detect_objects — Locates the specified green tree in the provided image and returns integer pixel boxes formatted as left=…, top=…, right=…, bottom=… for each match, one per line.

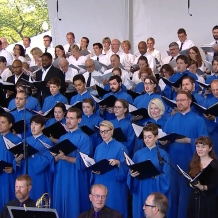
left=0, top=0, right=49, bottom=44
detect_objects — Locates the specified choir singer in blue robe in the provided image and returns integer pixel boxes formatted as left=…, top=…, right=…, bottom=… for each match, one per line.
left=0, top=112, right=22, bottom=211
left=92, top=121, right=129, bottom=218
left=127, top=123, right=171, bottom=218
left=52, top=107, right=93, bottom=218
left=161, top=90, right=208, bottom=218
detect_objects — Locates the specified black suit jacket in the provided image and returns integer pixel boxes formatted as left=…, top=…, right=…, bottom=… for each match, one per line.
left=6, top=73, right=29, bottom=85
left=35, top=65, right=65, bottom=103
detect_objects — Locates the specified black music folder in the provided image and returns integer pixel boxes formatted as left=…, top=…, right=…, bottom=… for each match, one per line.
left=113, top=127, right=127, bottom=142
left=158, top=133, right=186, bottom=143
left=193, top=102, right=218, bottom=117
left=96, top=85, right=110, bottom=98
left=92, top=95, right=117, bottom=108
left=0, top=160, right=12, bottom=174
left=80, top=125, right=95, bottom=136
left=43, top=122, right=67, bottom=139
left=196, top=80, right=210, bottom=89
left=123, top=151, right=160, bottom=180
left=130, top=108, right=149, bottom=120
left=21, top=78, right=47, bottom=89
left=79, top=152, right=116, bottom=175
left=127, top=90, right=142, bottom=99
left=162, top=96, right=177, bottom=108
left=12, top=120, right=26, bottom=134
left=49, top=139, right=77, bottom=155
left=161, top=73, right=188, bottom=88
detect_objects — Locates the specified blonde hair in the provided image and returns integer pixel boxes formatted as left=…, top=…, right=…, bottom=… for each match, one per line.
left=148, top=98, right=165, bottom=117
left=30, top=47, right=43, bottom=56
left=100, top=120, right=114, bottom=130
left=121, top=40, right=131, bottom=50
left=102, top=37, right=111, bottom=44
left=71, top=44, right=80, bottom=52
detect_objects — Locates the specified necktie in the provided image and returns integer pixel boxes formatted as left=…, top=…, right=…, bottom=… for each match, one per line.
left=68, top=45, right=71, bottom=52
left=214, top=41, right=218, bottom=58
left=87, top=73, right=92, bottom=87
left=94, top=212, right=99, bottom=218
left=97, top=57, right=99, bottom=61
left=45, top=48, right=48, bottom=53
left=169, top=57, right=174, bottom=62
left=179, top=43, right=184, bottom=51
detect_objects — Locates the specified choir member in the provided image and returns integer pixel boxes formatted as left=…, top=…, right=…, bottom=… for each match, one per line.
left=54, top=45, right=66, bottom=60
left=92, top=120, right=128, bottom=218
left=68, top=44, right=87, bottom=66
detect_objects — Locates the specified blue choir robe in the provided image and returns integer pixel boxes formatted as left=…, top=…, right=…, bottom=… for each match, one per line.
left=45, top=117, right=66, bottom=127
left=8, top=96, right=41, bottom=111
left=133, top=92, right=170, bottom=125
left=169, top=70, right=199, bottom=99
left=92, top=139, right=129, bottom=218
left=16, top=134, right=54, bottom=201
left=202, top=74, right=218, bottom=98
left=102, top=90, right=133, bottom=120
left=10, top=109, right=33, bottom=138
left=163, top=110, right=208, bottom=218
left=203, top=96, right=218, bottom=156
left=191, top=91, right=205, bottom=114
left=104, top=83, right=127, bottom=92
left=127, top=146, right=171, bottom=218
left=0, top=133, right=22, bottom=211
left=79, top=113, right=103, bottom=149
left=110, top=117, right=135, bottom=156
left=70, top=90, right=94, bottom=105
left=162, top=83, right=173, bottom=99
left=53, top=129, right=93, bottom=218
left=42, top=92, right=68, bottom=113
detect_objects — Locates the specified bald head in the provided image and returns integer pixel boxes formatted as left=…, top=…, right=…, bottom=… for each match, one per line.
left=85, top=59, right=95, bottom=73
left=111, top=39, right=121, bottom=53
left=211, top=79, right=218, bottom=98
left=59, top=58, right=69, bottom=73
left=138, top=41, right=147, bottom=55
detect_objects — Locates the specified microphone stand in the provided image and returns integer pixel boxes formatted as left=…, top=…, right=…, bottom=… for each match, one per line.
left=159, top=154, right=202, bottom=218
left=22, top=86, right=29, bottom=174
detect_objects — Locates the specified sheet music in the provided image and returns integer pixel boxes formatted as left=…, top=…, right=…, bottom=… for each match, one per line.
left=123, top=151, right=135, bottom=165
left=79, top=151, right=95, bottom=167
left=3, top=136, right=17, bottom=149
left=37, top=138, right=51, bottom=149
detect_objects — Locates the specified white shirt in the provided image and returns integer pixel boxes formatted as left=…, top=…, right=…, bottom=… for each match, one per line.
left=42, top=65, right=52, bottom=80
left=83, top=70, right=104, bottom=87
left=162, top=54, right=179, bottom=65
left=147, top=49, right=162, bottom=64
left=29, top=59, right=37, bottom=67
left=91, top=54, right=108, bottom=72
left=14, top=73, right=24, bottom=84
left=13, top=55, right=27, bottom=63
left=63, top=42, right=80, bottom=53
left=206, top=41, right=216, bottom=63
left=132, top=70, right=141, bottom=84
left=102, top=48, right=111, bottom=55
left=104, top=68, right=131, bottom=89
left=0, top=49, right=13, bottom=65
left=44, top=46, right=55, bottom=57
left=24, top=46, right=33, bottom=60
left=106, top=50, right=129, bottom=69
left=68, top=55, right=87, bottom=66
left=64, top=67, right=78, bottom=81
left=125, top=53, right=135, bottom=75
left=134, top=52, right=156, bottom=73
left=0, top=68, right=12, bottom=81
left=177, top=39, right=195, bottom=51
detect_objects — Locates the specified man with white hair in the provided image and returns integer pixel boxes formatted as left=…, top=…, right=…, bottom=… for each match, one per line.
left=0, top=39, right=13, bottom=65
left=59, top=58, right=78, bottom=92
left=106, top=39, right=129, bottom=69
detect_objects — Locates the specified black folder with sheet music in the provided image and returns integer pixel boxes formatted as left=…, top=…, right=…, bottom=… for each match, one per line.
left=43, top=122, right=67, bottom=139
left=113, top=127, right=127, bottom=142
left=130, top=108, right=149, bottom=120
left=8, top=142, right=39, bottom=157
left=127, top=90, right=142, bottom=99
left=80, top=125, right=95, bottom=136
left=161, top=73, right=188, bottom=88
left=162, top=96, right=177, bottom=108
left=193, top=102, right=218, bottom=117
left=158, top=133, right=186, bottom=143
left=96, top=85, right=110, bottom=98
left=0, top=160, right=12, bottom=174
left=49, top=139, right=77, bottom=155
left=21, top=78, right=47, bottom=89
left=89, top=159, right=117, bottom=174
left=12, top=120, right=26, bottom=134
left=97, top=95, right=117, bottom=108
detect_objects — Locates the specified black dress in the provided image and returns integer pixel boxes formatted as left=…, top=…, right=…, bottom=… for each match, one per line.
left=187, top=159, right=218, bottom=218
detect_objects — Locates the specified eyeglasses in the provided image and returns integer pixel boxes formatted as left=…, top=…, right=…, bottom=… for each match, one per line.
left=86, top=65, right=94, bottom=68
left=176, top=99, right=189, bottom=103
left=144, top=82, right=154, bottom=85
left=144, top=203, right=157, bottom=208
left=91, top=194, right=107, bottom=200
left=114, top=106, right=124, bottom=110
left=99, top=129, right=111, bottom=135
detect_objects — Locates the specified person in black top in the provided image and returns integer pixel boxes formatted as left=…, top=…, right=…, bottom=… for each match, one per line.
left=0, top=174, right=35, bottom=218
left=187, top=136, right=218, bottom=218
left=78, top=184, right=123, bottom=218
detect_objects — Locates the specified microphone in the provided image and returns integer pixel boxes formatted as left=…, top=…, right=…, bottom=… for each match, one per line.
left=57, top=0, right=62, bottom=21
left=156, top=145, right=163, bottom=166
left=21, top=84, right=31, bottom=88
left=188, top=0, right=192, bottom=16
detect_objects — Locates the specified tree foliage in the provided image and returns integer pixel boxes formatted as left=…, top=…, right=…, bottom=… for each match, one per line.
left=0, top=0, right=49, bottom=43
